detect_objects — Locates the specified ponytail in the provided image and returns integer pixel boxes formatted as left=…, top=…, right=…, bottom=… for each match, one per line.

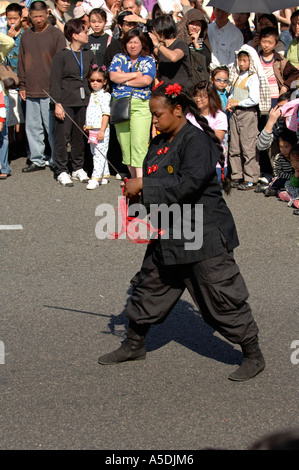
left=151, top=83, right=231, bottom=194
left=185, top=98, right=231, bottom=195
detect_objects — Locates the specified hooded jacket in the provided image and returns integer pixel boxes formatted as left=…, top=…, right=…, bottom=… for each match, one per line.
left=177, top=9, right=211, bottom=84
left=230, top=44, right=271, bottom=114
left=177, top=9, right=211, bottom=50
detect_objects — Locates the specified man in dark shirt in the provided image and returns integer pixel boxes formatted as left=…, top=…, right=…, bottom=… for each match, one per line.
left=18, top=1, right=66, bottom=172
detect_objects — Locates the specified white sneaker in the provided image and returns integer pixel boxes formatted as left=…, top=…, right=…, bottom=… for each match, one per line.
left=86, top=179, right=99, bottom=190
left=57, top=172, right=74, bottom=187
left=101, top=178, right=109, bottom=185
left=71, top=169, right=89, bottom=183
left=115, top=173, right=122, bottom=180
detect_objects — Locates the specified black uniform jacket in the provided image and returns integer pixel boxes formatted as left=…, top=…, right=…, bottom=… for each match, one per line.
left=140, top=122, right=239, bottom=265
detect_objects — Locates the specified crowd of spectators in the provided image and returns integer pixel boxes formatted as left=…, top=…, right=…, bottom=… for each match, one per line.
left=0, top=0, right=299, bottom=214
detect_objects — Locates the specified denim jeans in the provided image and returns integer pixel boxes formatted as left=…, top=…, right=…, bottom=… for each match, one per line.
left=25, top=97, right=54, bottom=167
left=0, top=94, right=11, bottom=175
left=280, top=30, right=293, bottom=56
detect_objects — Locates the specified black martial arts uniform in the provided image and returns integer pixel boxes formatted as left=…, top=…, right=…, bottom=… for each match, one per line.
left=125, top=121, right=259, bottom=346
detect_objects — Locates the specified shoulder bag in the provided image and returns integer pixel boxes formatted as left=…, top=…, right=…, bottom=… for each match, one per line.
left=0, top=59, right=19, bottom=90
left=110, top=95, right=132, bottom=125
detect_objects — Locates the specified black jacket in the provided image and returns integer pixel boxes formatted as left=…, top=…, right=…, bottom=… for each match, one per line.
left=141, top=122, right=239, bottom=265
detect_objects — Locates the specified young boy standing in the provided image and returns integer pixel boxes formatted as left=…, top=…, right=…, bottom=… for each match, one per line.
left=226, top=46, right=260, bottom=190
left=18, top=0, right=66, bottom=172
left=259, top=26, right=299, bottom=108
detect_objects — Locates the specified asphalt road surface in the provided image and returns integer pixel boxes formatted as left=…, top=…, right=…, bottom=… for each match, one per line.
left=1, top=156, right=298, bottom=451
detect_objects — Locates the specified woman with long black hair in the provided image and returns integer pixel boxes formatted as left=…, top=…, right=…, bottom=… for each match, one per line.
left=98, top=83, right=265, bottom=382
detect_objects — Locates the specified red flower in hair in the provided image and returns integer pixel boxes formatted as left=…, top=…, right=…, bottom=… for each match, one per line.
left=152, top=80, right=164, bottom=91
left=165, top=83, right=183, bottom=98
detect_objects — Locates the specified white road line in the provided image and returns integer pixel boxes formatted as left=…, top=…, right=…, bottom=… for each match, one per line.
left=0, top=225, right=23, bottom=230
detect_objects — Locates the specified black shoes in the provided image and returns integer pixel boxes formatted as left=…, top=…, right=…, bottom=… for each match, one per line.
left=98, top=340, right=146, bottom=365
left=22, top=163, right=45, bottom=173
left=254, top=183, right=268, bottom=193
left=228, top=338, right=265, bottom=382
left=230, top=178, right=243, bottom=188
left=237, top=181, right=256, bottom=191
left=98, top=321, right=150, bottom=365
left=264, top=188, right=277, bottom=197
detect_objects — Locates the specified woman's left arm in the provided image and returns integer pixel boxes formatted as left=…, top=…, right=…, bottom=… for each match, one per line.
left=156, top=44, right=184, bottom=63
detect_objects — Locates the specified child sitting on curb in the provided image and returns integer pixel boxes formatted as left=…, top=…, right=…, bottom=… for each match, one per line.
left=255, top=129, right=296, bottom=196
left=278, top=143, right=299, bottom=213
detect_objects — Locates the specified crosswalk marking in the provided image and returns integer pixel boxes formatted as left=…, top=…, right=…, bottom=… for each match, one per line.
left=0, top=225, right=23, bottom=230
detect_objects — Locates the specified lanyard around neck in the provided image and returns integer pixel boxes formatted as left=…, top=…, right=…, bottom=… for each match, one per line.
left=70, top=46, right=83, bottom=80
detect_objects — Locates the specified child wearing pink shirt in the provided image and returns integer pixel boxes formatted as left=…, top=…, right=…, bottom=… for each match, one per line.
left=188, top=80, right=228, bottom=185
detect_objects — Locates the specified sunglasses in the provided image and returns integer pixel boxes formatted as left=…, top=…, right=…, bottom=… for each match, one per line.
left=90, top=78, right=104, bottom=82
left=215, top=78, right=229, bottom=84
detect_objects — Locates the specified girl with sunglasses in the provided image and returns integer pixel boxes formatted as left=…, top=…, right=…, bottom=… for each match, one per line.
left=211, top=65, right=230, bottom=114
left=84, top=65, right=111, bottom=189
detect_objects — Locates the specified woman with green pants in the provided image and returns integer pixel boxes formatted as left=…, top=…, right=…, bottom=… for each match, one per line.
left=109, top=28, right=156, bottom=178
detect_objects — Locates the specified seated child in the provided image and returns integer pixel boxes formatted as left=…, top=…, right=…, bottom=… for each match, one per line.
left=278, top=143, right=299, bottom=210
left=255, top=129, right=297, bottom=196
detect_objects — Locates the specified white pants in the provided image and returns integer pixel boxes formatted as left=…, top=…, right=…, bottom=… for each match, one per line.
left=90, top=127, right=110, bottom=179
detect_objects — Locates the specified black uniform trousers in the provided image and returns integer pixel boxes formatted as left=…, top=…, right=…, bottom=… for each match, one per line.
left=54, top=106, right=86, bottom=175
left=126, top=241, right=259, bottom=346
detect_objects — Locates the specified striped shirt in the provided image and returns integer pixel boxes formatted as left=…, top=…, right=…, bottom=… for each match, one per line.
left=273, top=152, right=294, bottom=179
left=260, top=55, right=280, bottom=99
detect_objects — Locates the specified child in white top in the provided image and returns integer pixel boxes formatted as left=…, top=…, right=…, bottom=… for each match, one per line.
left=226, top=46, right=260, bottom=190
left=85, top=64, right=111, bottom=189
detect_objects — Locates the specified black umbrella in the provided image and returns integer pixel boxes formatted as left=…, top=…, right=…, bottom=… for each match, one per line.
left=207, top=0, right=298, bottom=14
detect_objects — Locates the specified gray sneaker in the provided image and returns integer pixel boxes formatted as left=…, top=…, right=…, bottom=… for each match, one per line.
left=71, top=169, right=89, bottom=183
